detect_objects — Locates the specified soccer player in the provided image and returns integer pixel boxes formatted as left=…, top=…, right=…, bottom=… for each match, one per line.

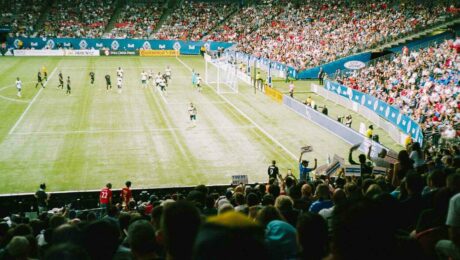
left=159, top=77, right=167, bottom=95
left=35, top=71, right=44, bottom=88
left=117, top=76, right=123, bottom=94
left=148, top=70, right=154, bottom=86
left=165, top=66, right=172, bottom=80
left=141, top=71, right=148, bottom=88
left=89, top=71, right=95, bottom=85
left=117, top=67, right=124, bottom=78
left=155, top=72, right=162, bottom=88
left=66, top=76, right=71, bottom=95
left=188, top=103, right=197, bottom=127
left=42, top=65, right=48, bottom=81
left=16, top=77, right=22, bottom=98
left=121, top=181, right=132, bottom=210
left=267, top=160, right=280, bottom=181
left=99, top=183, right=113, bottom=213
left=192, top=69, right=197, bottom=88
left=162, top=73, right=169, bottom=87
left=35, top=183, right=50, bottom=215
left=288, top=81, right=295, bottom=98
left=105, top=74, right=112, bottom=91
left=196, top=73, right=202, bottom=92
left=58, top=71, right=64, bottom=89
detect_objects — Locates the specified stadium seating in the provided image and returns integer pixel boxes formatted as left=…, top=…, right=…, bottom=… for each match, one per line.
left=105, top=0, right=166, bottom=39
left=38, top=0, right=116, bottom=38
left=206, top=0, right=452, bottom=70
left=152, top=0, right=237, bottom=41
left=0, top=0, right=46, bottom=37
left=335, top=40, right=459, bottom=138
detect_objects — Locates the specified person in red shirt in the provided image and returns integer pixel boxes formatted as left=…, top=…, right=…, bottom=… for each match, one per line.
left=99, top=183, right=113, bottom=212
left=121, top=181, right=132, bottom=210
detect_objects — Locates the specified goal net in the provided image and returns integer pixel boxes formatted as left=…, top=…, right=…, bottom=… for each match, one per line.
left=204, top=53, right=238, bottom=94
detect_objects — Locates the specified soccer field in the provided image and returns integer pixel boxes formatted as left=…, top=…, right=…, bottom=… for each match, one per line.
left=0, top=55, right=354, bottom=194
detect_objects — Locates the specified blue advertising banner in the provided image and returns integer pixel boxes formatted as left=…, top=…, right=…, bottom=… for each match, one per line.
left=296, top=52, right=372, bottom=79
left=324, top=80, right=424, bottom=144
left=6, top=37, right=234, bottom=55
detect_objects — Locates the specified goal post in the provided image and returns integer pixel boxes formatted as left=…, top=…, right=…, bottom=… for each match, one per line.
left=204, top=53, right=238, bottom=94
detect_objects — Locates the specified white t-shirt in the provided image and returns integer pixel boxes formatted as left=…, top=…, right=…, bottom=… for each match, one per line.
left=409, top=150, right=425, bottom=168
left=446, top=193, right=460, bottom=228
left=117, top=77, right=122, bottom=86
left=16, top=80, right=22, bottom=89
left=141, top=73, right=147, bottom=81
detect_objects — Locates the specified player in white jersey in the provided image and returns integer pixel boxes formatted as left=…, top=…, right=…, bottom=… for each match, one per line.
left=159, top=77, right=167, bottom=96
left=141, top=71, right=148, bottom=88
left=16, top=77, right=22, bottom=98
left=196, top=73, right=202, bottom=92
left=155, top=72, right=162, bottom=89
left=148, top=70, right=154, bottom=86
left=117, top=67, right=124, bottom=78
left=188, top=103, right=197, bottom=127
left=117, top=76, right=123, bottom=93
left=165, top=66, right=172, bottom=80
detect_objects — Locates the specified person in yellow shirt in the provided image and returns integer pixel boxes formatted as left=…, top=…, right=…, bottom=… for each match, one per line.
left=42, top=66, right=48, bottom=81
left=365, top=125, right=374, bottom=138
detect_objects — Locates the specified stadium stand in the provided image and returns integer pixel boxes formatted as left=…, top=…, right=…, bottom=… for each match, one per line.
left=0, top=0, right=46, bottom=37
left=335, top=39, right=459, bottom=145
left=152, top=0, right=238, bottom=41
left=105, top=0, right=167, bottom=39
left=38, top=0, right=116, bottom=38
left=0, top=142, right=459, bottom=259
left=206, top=0, right=454, bottom=70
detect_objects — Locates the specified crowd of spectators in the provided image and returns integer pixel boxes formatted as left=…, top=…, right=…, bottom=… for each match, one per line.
left=0, top=0, right=45, bottom=37
left=38, top=0, right=116, bottom=38
left=206, top=0, right=453, bottom=70
left=105, top=1, right=166, bottom=39
left=335, top=39, right=460, bottom=143
left=153, top=1, right=237, bottom=41
left=0, top=142, right=459, bottom=259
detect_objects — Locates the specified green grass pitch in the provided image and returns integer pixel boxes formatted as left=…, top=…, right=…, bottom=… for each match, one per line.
left=0, top=55, right=396, bottom=194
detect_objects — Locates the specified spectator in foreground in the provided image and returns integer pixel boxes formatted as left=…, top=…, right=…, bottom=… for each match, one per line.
left=309, top=184, right=333, bottom=213
left=436, top=193, right=460, bottom=260
left=161, top=201, right=201, bottom=260
left=297, top=212, right=329, bottom=260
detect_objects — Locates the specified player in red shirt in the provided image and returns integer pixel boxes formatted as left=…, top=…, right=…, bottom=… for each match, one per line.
left=121, top=181, right=132, bottom=210
left=99, top=183, right=113, bottom=212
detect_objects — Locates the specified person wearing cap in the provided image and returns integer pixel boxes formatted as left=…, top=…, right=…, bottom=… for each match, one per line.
left=299, top=150, right=317, bottom=182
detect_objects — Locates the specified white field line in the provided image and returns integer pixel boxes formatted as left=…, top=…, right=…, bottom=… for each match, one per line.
left=10, top=125, right=256, bottom=136
left=176, top=57, right=298, bottom=161
left=8, top=68, right=58, bottom=135
left=167, top=101, right=226, bottom=105
left=0, top=95, right=30, bottom=103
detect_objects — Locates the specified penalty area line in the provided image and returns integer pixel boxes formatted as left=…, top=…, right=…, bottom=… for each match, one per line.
left=8, top=68, right=58, bottom=135
left=175, top=56, right=298, bottom=161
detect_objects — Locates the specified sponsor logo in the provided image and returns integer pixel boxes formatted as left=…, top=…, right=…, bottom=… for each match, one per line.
left=139, top=50, right=179, bottom=57
left=361, top=95, right=366, bottom=105
left=344, top=60, right=366, bottom=70
left=158, top=44, right=165, bottom=49
left=385, top=107, right=390, bottom=118
left=127, top=44, right=134, bottom=48
left=13, top=39, right=20, bottom=48
left=143, top=41, right=151, bottom=50
left=46, top=39, right=55, bottom=49
left=407, top=121, right=412, bottom=132
left=173, top=42, right=181, bottom=51
left=79, top=40, right=88, bottom=49
left=188, top=45, right=196, bottom=50
left=31, top=42, right=38, bottom=47
left=104, top=50, right=137, bottom=56
left=95, top=43, right=103, bottom=48
left=111, top=40, right=119, bottom=50
left=373, top=100, right=379, bottom=111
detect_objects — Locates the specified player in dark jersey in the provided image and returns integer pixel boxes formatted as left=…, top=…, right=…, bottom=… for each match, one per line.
left=162, top=73, right=169, bottom=87
left=35, top=71, right=44, bottom=88
left=89, top=72, right=95, bottom=85
left=58, top=71, right=64, bottom=89
left=66, top=76, right=71, bottom=95
left=105, top=75, right=112, bottom=90
left=267, top=160, right=280, bottom=181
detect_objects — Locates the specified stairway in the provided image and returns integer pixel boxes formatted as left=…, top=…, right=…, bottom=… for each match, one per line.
left=103, top=0, right=126, bottom=35
left=372, top=16, right=460, bottom=52
left=150, top=0, right=182, bottom=36
left=33, top=0, right=56, bottom=36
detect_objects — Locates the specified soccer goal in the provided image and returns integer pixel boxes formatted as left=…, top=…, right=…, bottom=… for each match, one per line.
left=204, top=53, right=238, bottom=94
